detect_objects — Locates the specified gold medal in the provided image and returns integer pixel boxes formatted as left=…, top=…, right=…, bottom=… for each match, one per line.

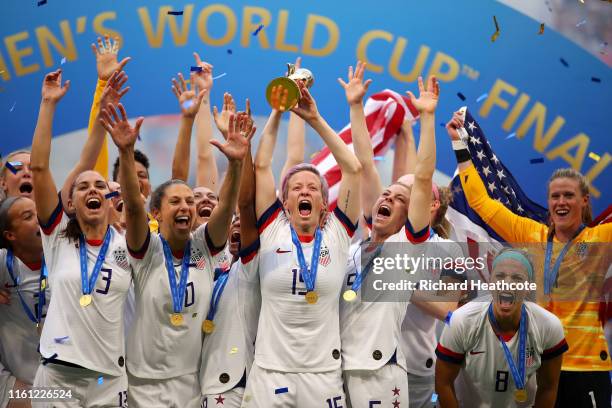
left=79, top=294, right=92, bottom=307
left=343, top=289, right=357, bottom=302
left=305, top=291, right=318, bottom=304
left=514, top=389, right=528, bottom=403
left=170, top=313, right=183, bottom=326
left=202, top=319, right=215, bottom=333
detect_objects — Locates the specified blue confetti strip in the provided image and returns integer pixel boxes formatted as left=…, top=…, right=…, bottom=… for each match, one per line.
left=505, top=132, right=516, bottom=139
left=61, top=57, right=66, bottom=65
left=54, top=336, right=69, bottom=344
left=97, top=376, right=103, bottom=385
left=4, top=162, right=19, bottom=174
left=457, top=92, right=466, bottom=101
left=252, top=24, right=264, bottom=36
left=559, top=58, right=569, bottom=67
left=37, top=0, right=47, bottom=6
left=212, top=73, right=227, bottom=80
left=444, top=311, right=453, bottom=325
left=439, top=122, right=446, bottom=128
left=530, top=158, right=545, bottom=164
left=274, top=387, right=288, bottom=394
left=9, top=102, right=16, bottom=112
left=167, top=10, right=183, bottom=15
left=591, top=77, right=601, bottom=83
left=227, top=49, right=233, bottom=54
left=476, top=93, right=488, bottom=103
left=431, top=393, right=439, bottom=403
left=104, top=191, right=120, bottom=200
left=190, top=66, right=202, bottom=72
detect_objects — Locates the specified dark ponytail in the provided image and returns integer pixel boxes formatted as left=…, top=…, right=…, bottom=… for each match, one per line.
left=0, top=197, right=22, bottom=249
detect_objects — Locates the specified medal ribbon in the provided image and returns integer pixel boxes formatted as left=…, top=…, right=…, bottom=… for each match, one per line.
left=160, top=236, right=191, bottom=314
left=78, top=228, right=112, bottom=296
left=6, top=250, right=48, bottom=324
left=206, top=271, right=230, bottom=323
left=290, top=226, right=322, bottom=293
left=350, top=242, right=382, bottom=293
left=543, top=224, right=585, bottom=294
left=488, top=303, right=527, bottom=390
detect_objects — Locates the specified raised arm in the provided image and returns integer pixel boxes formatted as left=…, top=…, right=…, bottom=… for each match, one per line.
left=238, top=144, right=258, bottom=249
left=406, top=76, right=439, bottom=233
left=391, top=118, right=417, bottom=182
left=337, top=60, right=380, bottom=221
left=99, top=103, right=147, bottom=251
left=61, top=70, right=130, bottom=208
left=31, top=70, right=70, bottom=224
left=171, top=72, right=206, bottom=181
left=207, top=114, right=255, bottom=248
left=254, top=89, right=284, bottom=218
left=192, top=52, right=218, bottom=190
left=292, top=83, right=362, bottom=224
left=280, top=57, right=306, bottom=182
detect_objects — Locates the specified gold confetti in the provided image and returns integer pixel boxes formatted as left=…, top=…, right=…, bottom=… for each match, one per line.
left=230, top=347, right=238, bottom=354
left=588, top=152, right=601, bottom=162
left=491, top=16, right=500, bottom=42
left=538, top=23, right=545, bottom=34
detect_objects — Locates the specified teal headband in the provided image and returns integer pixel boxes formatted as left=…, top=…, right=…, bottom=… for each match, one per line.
left=492, top=251, right=534, bottom=281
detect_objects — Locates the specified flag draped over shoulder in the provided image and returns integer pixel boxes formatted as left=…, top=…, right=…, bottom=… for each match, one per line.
left=310, top=89, right=418, bottom=209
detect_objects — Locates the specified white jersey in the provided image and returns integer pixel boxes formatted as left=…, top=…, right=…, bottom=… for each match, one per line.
left=340, top=223, right=430, bottom=371
left=0, top=249, right=49, bottom=385
left=200, top=251, right=261, bottom=395
left=401, top=233, right=465, bottom=376
left=436, top=299, right=568, bottom=408
left=39, top=206, right=132, bottom=376
left=253, top=199, right=356, bottom=372
left=127, top=223, right=221, bottom=379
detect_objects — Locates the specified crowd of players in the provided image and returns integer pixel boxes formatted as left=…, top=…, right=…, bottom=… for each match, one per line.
left=0, top=36, right=610, bottom=408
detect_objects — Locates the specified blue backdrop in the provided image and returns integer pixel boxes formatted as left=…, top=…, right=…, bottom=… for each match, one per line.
left=1, top=0, right=610, bottom=213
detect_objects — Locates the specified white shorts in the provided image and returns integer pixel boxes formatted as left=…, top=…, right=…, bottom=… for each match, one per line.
left=203, top=387, right=244, bottom=408
left=242, top=364, right=345, bottom=408
left=344, top=364, right=408, bottom=408
left=32, top=362, right=127, bottom=408
left=406, top=373, right=434, bottom=408
left=128, top=371, right=200, bottom=408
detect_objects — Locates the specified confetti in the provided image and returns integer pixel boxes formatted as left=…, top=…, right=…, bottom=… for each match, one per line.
left=373, top=156, right=384, bottom=161
left=491, top=16, right=500, bottom=42
left=274, top=387, right=289, bottom=394
left=97, top=376, right=103, bottom=385
left=5, top=161, right=19, bottom=174
left=476, top=93, right=488, bottom=103
left=167, top=10, right=183, bottom=15
left=591, top=77, right=601, bottom=83
left=104, top=191, right=119, bottom=199
left=182, top=100, right=195, bottom=110
left=439, top=122, right=446, bottom=128
left=190, top=66, right=202, bottom=72
left=538, top=23, right=545, bottom=34
left=576, top=19, right=587, bottom=27
left=37, top=0, right=47, bottom=5
left=431, top=394, right=439, bottom=403
left=559, top=58, right=569, bottom=67
left=227, top=49, right=233, bottom=54
left=212, top=72, right=227, bottom=80
left=530, top=158, right=545, bottom=164
left=54, top=336, right=69, bottom=344
left=252, top=24, right=264, bottom=36
left=61, top=57, right=66, bottom=65
left=9, top=102, right=16, bottom=112
left=230, top=347, right=238, bottom=354
left=457, top=92, right=466, bottom=101
left=588, top=152, right=601, bottom=162
left=444, top=311, right=453, bottom=325
left=505, top=132, right=517, bottom=139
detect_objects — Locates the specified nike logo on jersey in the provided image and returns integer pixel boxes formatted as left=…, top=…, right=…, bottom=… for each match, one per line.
left=276, top=248, right=291, bottom=254
left=469, top=351, right=485, bottom=355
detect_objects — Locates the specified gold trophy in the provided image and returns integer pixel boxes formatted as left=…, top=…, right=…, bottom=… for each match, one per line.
left=266, top=63, right=314, bottom=111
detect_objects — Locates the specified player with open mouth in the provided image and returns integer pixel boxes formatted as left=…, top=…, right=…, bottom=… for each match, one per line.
left=435, top=248, right=568, bottom=407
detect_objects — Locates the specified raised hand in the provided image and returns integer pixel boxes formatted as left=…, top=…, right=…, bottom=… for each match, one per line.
left=192, top=52, right=214, bottom=91
left=99, top=103, right=144, bottom=151
left=100, top=70, right=130, bottom=108
left=171, top=73, right=206, bottom=118
left=212, top=92, right=236, bottom=138
left=406, top=76, right=440, bottom=115
left=211, top=113, right=255, bottom=162
left=290, top=82, right=319, bottom=122
left=41, top=69, right=70, bottom=103
left=337, top=60, right=373, bottom=106
left=445, top=111, right=464, bottom=141
left=91, top=35, right=131, bottom=81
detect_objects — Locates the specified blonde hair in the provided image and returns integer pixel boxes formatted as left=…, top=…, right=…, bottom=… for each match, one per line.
left=1, top=150, right=31, bottom=180
left=548, top=168, right=592, bottom=225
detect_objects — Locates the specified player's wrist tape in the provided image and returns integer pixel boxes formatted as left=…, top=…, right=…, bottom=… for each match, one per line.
left=454, top=148, right=471, bottom=163
left=452, top=139, right=468, bottom=151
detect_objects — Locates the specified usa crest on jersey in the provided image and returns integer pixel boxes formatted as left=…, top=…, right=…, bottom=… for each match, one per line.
left=574, top=241, right=588, bottom=260
left=190, top=247, right=207, bottom=270
left=319, top=245, right=331, bottom=267
left=113, top=247, right=129, bottom=270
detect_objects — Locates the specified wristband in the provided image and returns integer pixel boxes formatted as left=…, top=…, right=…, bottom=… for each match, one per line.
left=451, top=139, right=468, bottom=151
left=454, top=149, right=471, bottom=163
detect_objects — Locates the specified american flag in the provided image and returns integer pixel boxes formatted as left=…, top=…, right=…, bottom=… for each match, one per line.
left=446, top=108, right=549, bottom=282
left=311, top=89, right=419, bottom=209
